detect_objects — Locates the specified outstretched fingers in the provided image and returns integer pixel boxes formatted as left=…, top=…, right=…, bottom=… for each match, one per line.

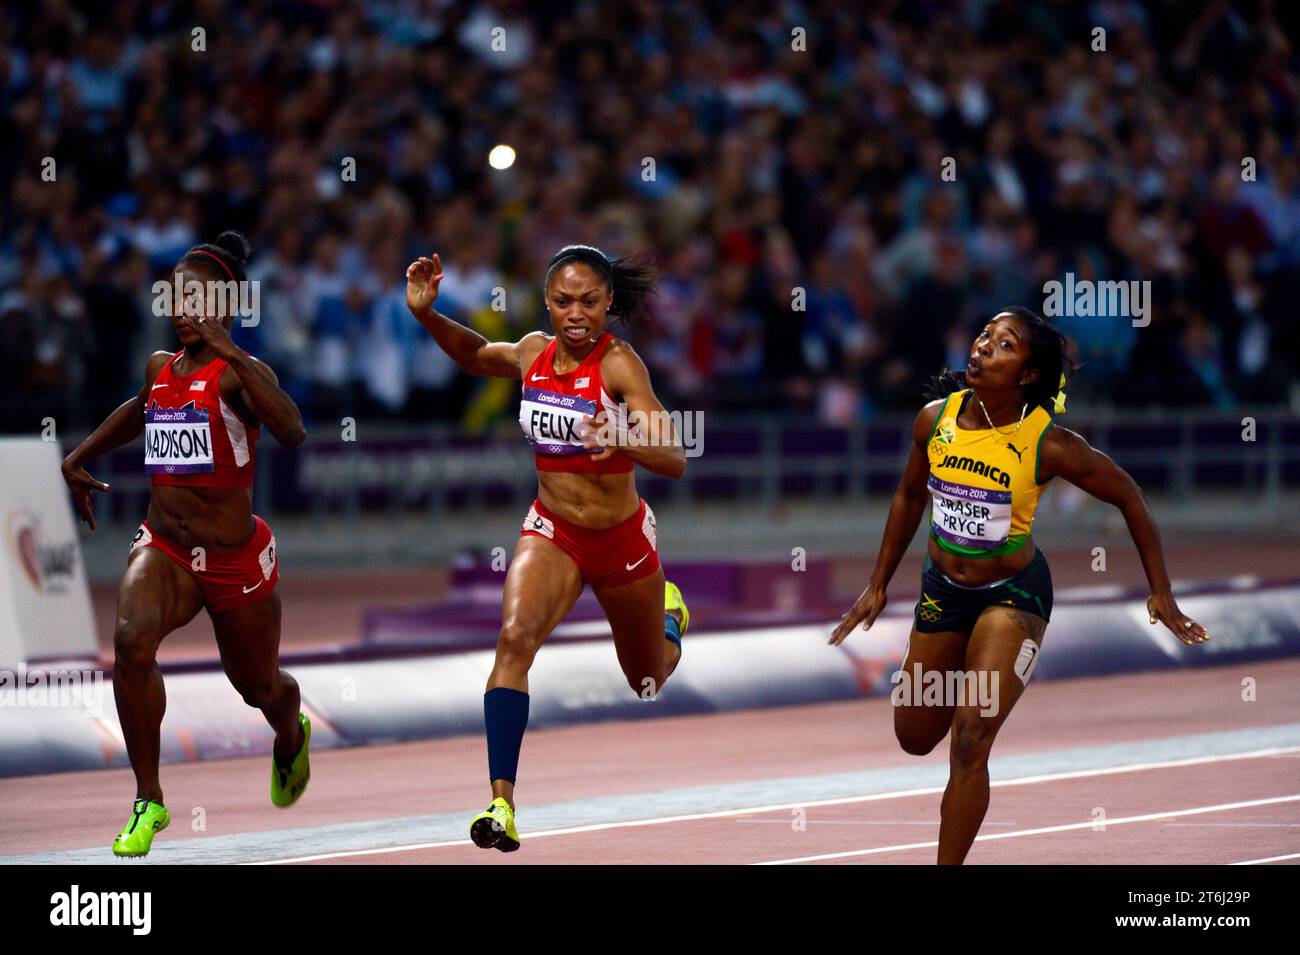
left=1148, top=595, right=1209, bottom=645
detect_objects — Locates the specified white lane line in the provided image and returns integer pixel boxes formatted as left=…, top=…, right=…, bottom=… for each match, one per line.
left=246, top=837, right=475, bottom=863
left=755, top=794, right=1300, bottom=865
left=735, top=819, right=1018, bottom=827
left=249, top=745, right=1299, bottom=865
left=1162, top=822, right=1300, bottom=829
left=1230, top=851, right=1300, bottom=866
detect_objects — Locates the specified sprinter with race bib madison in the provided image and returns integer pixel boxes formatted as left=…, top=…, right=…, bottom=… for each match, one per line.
left=61, top=232, right=312, bottom=857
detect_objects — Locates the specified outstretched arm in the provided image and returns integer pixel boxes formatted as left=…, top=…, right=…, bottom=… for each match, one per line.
left=830, top=400, right=942, bottom=644
left=62, top=350, right=173, bottom=530
left=405, top=254, right=542, bottom=378
left=1038, top=425, right=1208, bottom=646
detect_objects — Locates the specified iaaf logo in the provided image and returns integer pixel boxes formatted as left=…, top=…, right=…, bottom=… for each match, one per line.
left=151, top=275, right=260, bottom=326
left=1042, top=272, right=1151, bottom=327
left=6, top=509, right=78, bottom=594
left=49, top=885, right=151, bottom=935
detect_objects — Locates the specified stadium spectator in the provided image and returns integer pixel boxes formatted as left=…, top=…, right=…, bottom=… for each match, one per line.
left=1, top=0, right=1296, bottom=434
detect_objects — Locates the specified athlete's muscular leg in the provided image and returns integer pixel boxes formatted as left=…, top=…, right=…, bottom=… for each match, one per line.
left=938, top=607, right=1045, bottom=865
left=490, top=536, right=584, bottom=691
left=211, top=592, right=303, bottom=764
left=113, top=547, right=204, bottom=804
left=487, top=535, right=583, bottom=806
left=594, top=566, right=679, bottom=698
left=893, top=627, right=968, bottom=756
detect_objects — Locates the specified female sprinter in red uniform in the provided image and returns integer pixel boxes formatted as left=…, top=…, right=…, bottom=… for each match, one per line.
left=832, top=306, right=1208, bottom=864
left=61, top=232, right=312, bottom=857
left=405, top=244, right=689, bottom=852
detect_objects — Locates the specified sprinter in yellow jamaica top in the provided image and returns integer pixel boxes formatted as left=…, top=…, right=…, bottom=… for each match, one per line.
left=831, top=306, right=1208, bottom=865
left=925, top=383, right=1053, bottom=560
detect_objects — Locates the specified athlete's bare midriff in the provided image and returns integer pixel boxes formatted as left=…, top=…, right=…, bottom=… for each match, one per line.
left=926, top=533, right=1036, bottom=586
left=146, top=485, right=256, bottom=552
left=536, top=469, right=640, bottom=528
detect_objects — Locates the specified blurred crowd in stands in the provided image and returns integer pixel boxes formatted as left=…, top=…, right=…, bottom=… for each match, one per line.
left=2, top=0, right=1298, bottom=434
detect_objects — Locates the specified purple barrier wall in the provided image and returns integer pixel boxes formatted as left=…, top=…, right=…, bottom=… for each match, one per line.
left=3, top=581, right=1298, bottom=777
left=361, top=557, right=839, bottom=651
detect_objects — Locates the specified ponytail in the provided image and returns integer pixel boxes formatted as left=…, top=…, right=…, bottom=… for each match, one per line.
left=922, top=368, right=969, bottom=403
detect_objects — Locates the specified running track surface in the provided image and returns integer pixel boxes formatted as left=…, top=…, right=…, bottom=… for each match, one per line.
left=2, top=658, right=1298, bottom=865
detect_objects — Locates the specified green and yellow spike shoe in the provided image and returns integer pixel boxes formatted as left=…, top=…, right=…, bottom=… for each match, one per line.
left=665, top=580, right=690, bottom=635
left=112, top=799, right=170, bottom=857
left=271, top=713, right=311, bottom=808
left=469, top=797, right=520, bottom=853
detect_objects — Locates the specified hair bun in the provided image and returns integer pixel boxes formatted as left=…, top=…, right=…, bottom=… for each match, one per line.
left=213, top=231, right=252, bottom=267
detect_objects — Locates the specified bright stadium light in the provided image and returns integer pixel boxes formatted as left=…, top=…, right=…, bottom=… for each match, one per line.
left=488, top=144, right=516, bottom=170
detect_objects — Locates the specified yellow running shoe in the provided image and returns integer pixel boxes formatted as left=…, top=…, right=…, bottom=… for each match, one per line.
left=469, top=796, right=520, bottom=852
left=112, top=799, right=170, bottom=857
left=665, top=580, right=689, bottom=635
left=271, top=713, right=311, bottom=808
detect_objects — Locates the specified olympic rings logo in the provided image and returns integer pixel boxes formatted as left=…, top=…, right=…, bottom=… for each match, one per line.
left=918, top=608, right=942, bottom=623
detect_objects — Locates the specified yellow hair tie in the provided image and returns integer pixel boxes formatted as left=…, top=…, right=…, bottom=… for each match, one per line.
left=1052, top=372, right=1067, bottom=414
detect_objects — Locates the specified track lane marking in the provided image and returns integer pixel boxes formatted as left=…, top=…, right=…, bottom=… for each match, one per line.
left=755, top=794, right=1300, bottom=865
left=1230, top=850, right=1300, bottom=865
left=250, top=745, right=1299, bottom=865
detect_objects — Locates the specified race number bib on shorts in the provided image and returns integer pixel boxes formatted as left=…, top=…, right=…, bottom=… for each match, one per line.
left=928, top=475, right=1011, bottom=551
left=519, top=387, right=597, bottom=456
left=522, top=503, right=555, bottom=539
left=145, top=403, right=215, bottom=475
left=641, top=504, right=657, bottom=552
left=258, top=534, right=277, bottom=580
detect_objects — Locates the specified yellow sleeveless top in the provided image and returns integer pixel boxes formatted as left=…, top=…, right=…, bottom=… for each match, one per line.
left=925, top=389, right=1054, bottom=558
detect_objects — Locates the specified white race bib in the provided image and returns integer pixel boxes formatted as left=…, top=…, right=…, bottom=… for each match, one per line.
left=928, top=475, right=1011, bottom=551
left=145, top=404, right=215, bottom=475
left=519, top=386, right=596, bottom=456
